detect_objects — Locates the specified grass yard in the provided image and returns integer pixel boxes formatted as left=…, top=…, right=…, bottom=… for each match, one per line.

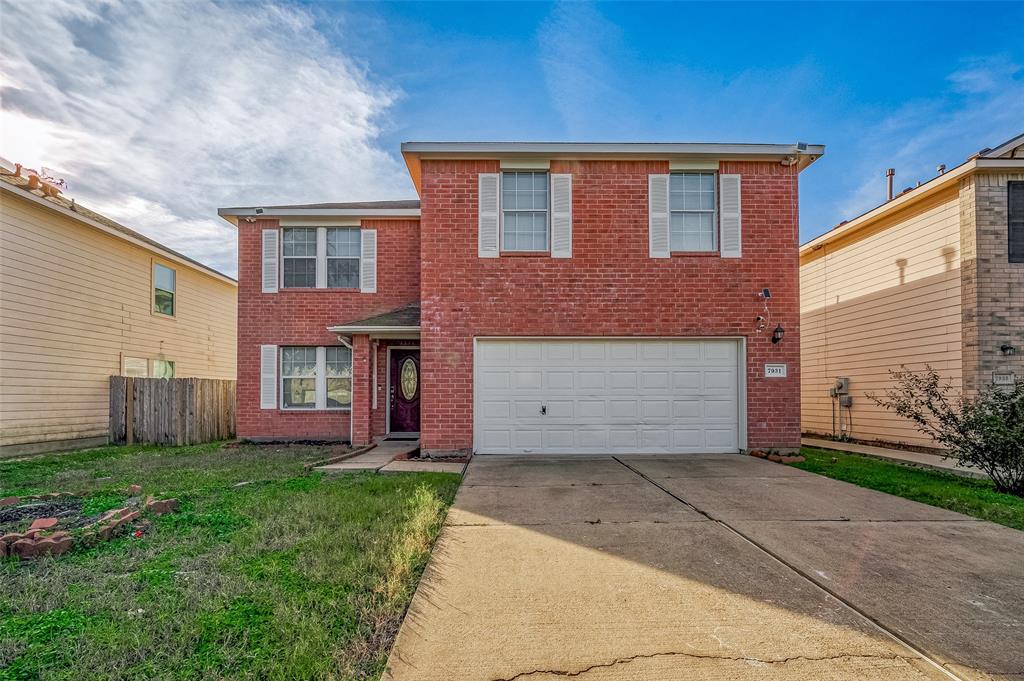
left=796, top=447, right=1024, bottom=531
left=0, top=442, right=461, bottom=680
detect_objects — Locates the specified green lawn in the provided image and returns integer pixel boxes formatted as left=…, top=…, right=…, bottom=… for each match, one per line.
left=0, top=442, right=460, bottom=680
left=796, top=447, right=1024, bottom=531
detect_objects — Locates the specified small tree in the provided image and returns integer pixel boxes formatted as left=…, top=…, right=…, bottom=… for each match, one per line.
left=869, top=366, right=1024, bottom=496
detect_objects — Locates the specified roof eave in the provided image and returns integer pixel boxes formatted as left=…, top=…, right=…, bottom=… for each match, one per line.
left=217, top=207, right=421, bottom=219
left=400, top=141, right=824, bottom=193
left=1, top=182, right=237, bottom=285
left=800, top=157, right=1024, bottom=255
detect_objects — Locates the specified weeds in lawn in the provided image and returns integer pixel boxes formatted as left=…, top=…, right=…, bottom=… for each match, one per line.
left=0, top=443, right=460, bottom=680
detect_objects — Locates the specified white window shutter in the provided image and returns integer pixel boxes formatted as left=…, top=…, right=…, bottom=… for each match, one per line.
left=720, top=174, right=742, bottom=258
left=261, top=229, right=279, bottom=293
left=360, top=228, right=377, bottom=293
left=550, top=173, right=572, bottom=258
left=648, top=174, right=670, bottom=258
left=260, top=345, right=277, bottom=409
left=478, top=173, right=500, bottom=257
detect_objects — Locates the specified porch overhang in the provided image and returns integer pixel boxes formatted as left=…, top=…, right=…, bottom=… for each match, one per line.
left=327, top=301, right=421, bottom=342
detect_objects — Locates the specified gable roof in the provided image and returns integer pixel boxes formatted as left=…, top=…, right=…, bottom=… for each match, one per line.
left=0, top=168, right=236, bottom=285
left=801, top=131, right=1024, bottom=256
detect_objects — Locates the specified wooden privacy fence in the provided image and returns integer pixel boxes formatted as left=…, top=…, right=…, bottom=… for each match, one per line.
left=109, top=376, right=236, bottom=445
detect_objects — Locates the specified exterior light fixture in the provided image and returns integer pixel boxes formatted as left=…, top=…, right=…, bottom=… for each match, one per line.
left=1002, top=344, right=1017, bottom=356
left=771, top=325, right=785, bottom=344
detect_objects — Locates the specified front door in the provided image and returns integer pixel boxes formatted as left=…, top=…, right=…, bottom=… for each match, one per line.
left=389, top=349, right=421, bottom=433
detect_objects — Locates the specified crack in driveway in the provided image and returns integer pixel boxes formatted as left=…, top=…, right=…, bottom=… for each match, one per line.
left=491, top=651, right=921, bottom=680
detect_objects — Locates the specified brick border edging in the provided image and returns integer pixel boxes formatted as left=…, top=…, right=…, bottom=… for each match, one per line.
left=303, top=443, right=377, bottom=471
left=0, top=485, right=179, bottom=560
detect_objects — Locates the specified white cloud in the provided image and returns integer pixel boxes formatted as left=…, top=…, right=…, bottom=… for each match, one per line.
left=538, top=2, right=632, bottom=137
left=835, top=56, right=1024, bottom=222
left=0, top=0, right=409, bottom=276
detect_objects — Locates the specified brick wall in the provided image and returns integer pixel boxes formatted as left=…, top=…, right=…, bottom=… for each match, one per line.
left=961, top=171, right=1024, bottom=391
left=236, top=218, right=420, bottom=440
left=419, top=159, right=802, bottom=453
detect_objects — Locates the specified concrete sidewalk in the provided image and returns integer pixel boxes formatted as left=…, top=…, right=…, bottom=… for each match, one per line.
left=384, top=454, right=1024, bottom=680
left=802, top=437, right=986, bottom=478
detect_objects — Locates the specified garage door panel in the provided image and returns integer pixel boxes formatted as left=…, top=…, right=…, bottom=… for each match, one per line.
left=481, top=401, right=511, bottom=419
left=476, top=339, right=741, bottom=454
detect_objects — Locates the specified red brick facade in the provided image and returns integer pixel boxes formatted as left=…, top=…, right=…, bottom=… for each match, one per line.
left=235, top=218, right=419, bottom=440
left=418, top=159, right=801, bottom=453
left=236, top=156, right=803, bottom=453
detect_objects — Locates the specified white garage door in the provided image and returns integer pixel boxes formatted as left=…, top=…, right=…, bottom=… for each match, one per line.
left=474, top=338, right=742, bottom=455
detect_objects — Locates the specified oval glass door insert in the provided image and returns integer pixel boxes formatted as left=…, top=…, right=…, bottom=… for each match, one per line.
left=400, top=358, right=418, bottom=400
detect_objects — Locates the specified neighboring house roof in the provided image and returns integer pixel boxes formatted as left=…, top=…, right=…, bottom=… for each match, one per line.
left=0, top=168, right=236, bottom=285
left=217, top=200, right=420, bottom=223
left=327, top=302, right=421, bottom=334
left=401, top=140, right=825, bottom=193
left=801, top=131, right=1024, bottom=256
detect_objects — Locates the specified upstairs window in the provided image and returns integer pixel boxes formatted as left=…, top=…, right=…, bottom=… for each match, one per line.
left=502, top=171, right=549, bottom=251
left=153, top=263, right=176, bottom=315
left=670, top=172, right=717, bottom=252
left=327, top=228, right=361, bottom=288
left=1010, top=181, right=1024, bottom=263
left=281, top=227, right=361, bottom=288
left=282, top=228, right=317, bottom=288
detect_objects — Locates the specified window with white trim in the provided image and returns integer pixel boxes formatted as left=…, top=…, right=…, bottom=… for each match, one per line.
left=326, top=346, right=352, bottom=408
left=326, top=228, right=361, bottom=288
left=282, top=228, right=317, bottom=288
left=152, top=359, right=175, bottom=379
left=501, top=171, right=549, bottom=251
left=153, top=263, right=176, bottom=315
left=280, top=346, right=351, bottom=410
left=669, top=172, right=717, bottom=252
left=281, top=227, right=361, bottom=288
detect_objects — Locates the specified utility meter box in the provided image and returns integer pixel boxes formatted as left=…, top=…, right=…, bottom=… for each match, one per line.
left=833, top=377, right=850, bottom=395
left=839, top=395, right=853, bottom=408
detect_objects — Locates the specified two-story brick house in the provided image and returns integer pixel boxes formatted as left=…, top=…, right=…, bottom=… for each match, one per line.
left=219, top=142, right=824, bottom=455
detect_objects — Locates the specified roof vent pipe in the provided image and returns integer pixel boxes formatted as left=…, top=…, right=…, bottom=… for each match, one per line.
left=886, top=168, right=896, bottom=201
left=937, top=164, right=946, bottom=175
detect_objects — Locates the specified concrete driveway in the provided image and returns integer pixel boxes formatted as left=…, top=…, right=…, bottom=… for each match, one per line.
left=384, top=455, right=1024, bottom=681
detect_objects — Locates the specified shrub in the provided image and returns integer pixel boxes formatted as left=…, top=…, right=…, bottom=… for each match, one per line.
left=869, top=367, right=1024, bottom=496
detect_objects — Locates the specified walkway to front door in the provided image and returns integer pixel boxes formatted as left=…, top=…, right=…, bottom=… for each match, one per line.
left=383, top=454, right=1023, bottom=680
left=388, top=348, right=419, bottom=434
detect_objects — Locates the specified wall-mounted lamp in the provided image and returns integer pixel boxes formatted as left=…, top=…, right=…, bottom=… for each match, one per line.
left=771, top=325, right=785, bottom=344
left=1001, top=344, right=1017, bottom=356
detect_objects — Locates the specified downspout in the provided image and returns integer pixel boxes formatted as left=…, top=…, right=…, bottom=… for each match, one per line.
left=333, top=333, right=355, bottom=444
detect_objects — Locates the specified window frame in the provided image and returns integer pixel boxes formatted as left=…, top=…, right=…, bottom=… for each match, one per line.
left=500, top=170, right=550, bottom=253
left=151, top=359, right=175, bottom=379
left=152, top=262, right=176, bottom=316
left=281, top=227, right=318, bottom=289
left=669, top=171, right=719, bottom=254
left=325, top=227, right=361, bottom=289
left=279, top=346, right=351, bottom=411
left=280, top=227, right=362, bottom=289
left=1009, top=181, right=1024, bottom=264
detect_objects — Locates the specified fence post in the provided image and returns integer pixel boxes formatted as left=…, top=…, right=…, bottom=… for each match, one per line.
left=125, top=376, right=135, bottom=445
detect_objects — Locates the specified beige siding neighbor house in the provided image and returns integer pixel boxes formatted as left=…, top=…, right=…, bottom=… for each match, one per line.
left=801, top=133, right=1024, bottom=448
left=0, top=165, right=237, bottom=456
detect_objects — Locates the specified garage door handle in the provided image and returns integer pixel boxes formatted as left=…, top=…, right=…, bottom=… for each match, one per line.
left=540, top=405, right=547, bottom=415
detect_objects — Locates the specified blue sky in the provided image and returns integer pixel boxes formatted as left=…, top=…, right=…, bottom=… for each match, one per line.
left=3, top=1, right=1022, bottom=275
